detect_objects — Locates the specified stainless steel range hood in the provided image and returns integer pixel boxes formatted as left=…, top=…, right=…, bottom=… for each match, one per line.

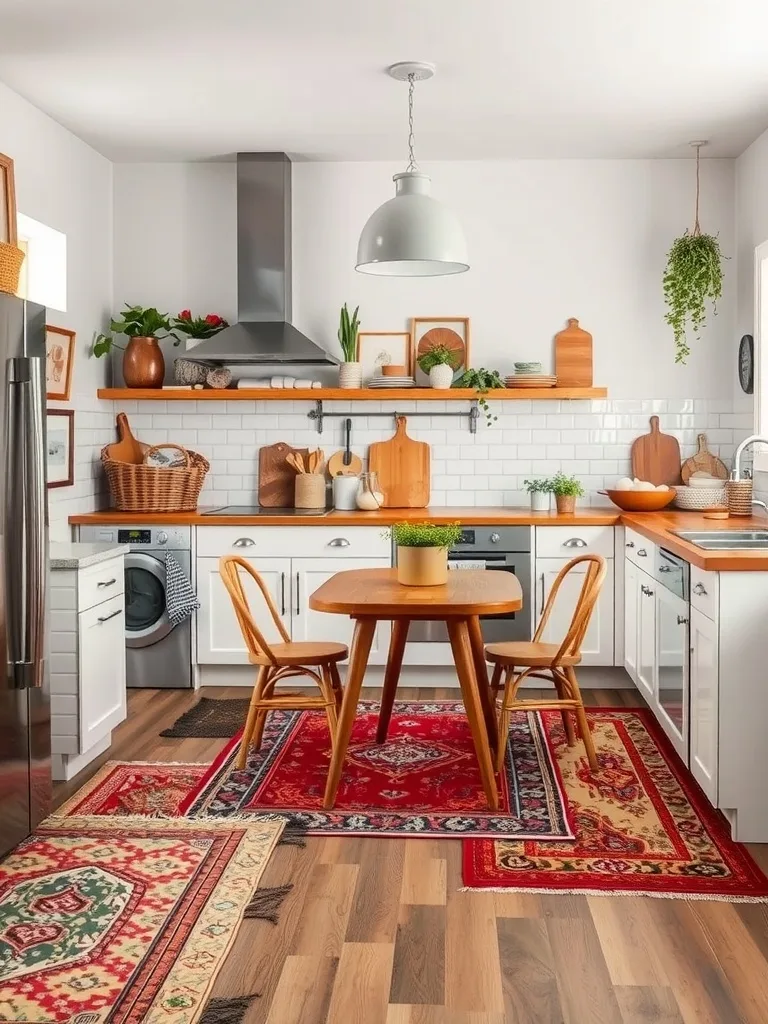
left=186, top=153, right=338, bottom=366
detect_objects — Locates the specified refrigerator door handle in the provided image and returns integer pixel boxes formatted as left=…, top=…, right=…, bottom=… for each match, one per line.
left=5, top=357, right=46, bottom=690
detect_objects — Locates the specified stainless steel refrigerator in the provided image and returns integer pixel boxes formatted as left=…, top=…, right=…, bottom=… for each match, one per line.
left=0, top=293, right=50, bottom=860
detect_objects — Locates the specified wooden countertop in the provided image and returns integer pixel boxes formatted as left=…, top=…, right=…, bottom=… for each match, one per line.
left=621, top=510, right=768, bottom=571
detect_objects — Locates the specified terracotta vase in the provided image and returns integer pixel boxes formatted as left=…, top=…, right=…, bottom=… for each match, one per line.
left=555, top=494, right=577, bottom=514
left=123, top=336, right=165, bottom=389
left=397, top=545, right=448, bottom=587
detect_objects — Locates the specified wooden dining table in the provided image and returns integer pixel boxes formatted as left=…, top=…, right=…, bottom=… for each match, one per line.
left=309, top=567, right=523, bottom=811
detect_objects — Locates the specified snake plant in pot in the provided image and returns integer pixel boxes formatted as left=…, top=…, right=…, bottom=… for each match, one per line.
left=391, top=522, right=463, bottom=586
left=338, top=303, right=362, bottom=388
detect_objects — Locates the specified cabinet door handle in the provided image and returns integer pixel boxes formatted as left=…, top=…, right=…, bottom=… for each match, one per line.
left=563, top=538, right=587, bottom=548
left=693, top=582, right=707, bottom=595
left=97, top=608, right=123, bottom=624
left=328, top=538, right=351, bottom=547
left=540, top=573, right=546, bottom=610
left=626, top=540, right=635, bottom=548
left=233, top=537, right=255, bottom=548
left=677, top=615, right=689, bottom=626
left=295, top=572, right=300, bottom=616
left=641, top=585, right=654, bottom=597
left=658, top=565, right=672, bottom=573
left=637, top=548, right=648, bottom=557
left=97, top=578, right=117, bottom=588
left=280, top=572, right=286, bottom=617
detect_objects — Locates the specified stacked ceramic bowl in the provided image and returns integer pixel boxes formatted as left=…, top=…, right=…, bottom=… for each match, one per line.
left=674, top=474, right=728, bottom=510
left=506, top=362, right=557, bottom=388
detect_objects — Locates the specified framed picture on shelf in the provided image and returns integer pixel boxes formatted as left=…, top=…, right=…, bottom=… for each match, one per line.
left=411, top=317, right=471, bottom=385
left=0, top=151, right=18, bottom=246
left=356, top=331, right=412, bottom=383
left=46, top=410, right=74, bottom=488
left=46, top=326, right=75, bottom=401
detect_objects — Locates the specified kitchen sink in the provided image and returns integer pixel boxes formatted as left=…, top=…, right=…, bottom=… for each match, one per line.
left=674, top=530, right=768, bottom=550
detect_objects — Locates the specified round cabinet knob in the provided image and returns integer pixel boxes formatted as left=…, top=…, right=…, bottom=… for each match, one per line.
left=157, top=531, right=168, bottom=545
left=490, top=532, right=500, bottom=543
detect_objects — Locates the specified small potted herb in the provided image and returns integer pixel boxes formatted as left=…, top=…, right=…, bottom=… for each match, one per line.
left=524, top=478, right=552, bottom=513
left=391, top=522, right=463, bottom=586
left=337, top=303, right=362, bottom=389
left=93, top=304, right=172, bottom=389
left=550, top=471, right=584, bottom=514
left=418, top=344, right=455, bottom=390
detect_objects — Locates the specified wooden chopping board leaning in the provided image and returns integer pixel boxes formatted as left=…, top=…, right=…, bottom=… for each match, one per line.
left=630, top=416, right=682, bottom=486
left=368, top=416, right=430, bottom=508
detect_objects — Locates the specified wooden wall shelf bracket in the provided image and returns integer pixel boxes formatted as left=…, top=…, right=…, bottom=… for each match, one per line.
left=308, top=399, right=480, bottom=435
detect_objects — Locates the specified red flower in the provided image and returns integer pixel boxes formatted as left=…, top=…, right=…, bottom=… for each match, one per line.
left=178, top=309, right=191, bottom=320
left=205, top=313, right=224, bottom=326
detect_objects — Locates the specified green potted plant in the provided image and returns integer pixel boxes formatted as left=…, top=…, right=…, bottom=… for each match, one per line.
left=337, top=303, right=362, bottom=389
left=170, top=309, right=230, bottom=385
left=550, top=471, right=584, bottom=514
left=391, top=522, right=463, bottom=586
left=418, top=344, right=455, bottom=389
left=524, top=478, right=552, bottom=513
left=94, top=304, right=172, bottom=389
left=451, top=368, right=504, bottom=426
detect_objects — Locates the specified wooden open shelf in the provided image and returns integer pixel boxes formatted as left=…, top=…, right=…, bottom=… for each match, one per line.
left=97, top=386, right=608, bottom=402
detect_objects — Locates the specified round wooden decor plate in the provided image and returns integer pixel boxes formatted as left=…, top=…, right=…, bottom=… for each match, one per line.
left=417, top=327, right=466, bottom=370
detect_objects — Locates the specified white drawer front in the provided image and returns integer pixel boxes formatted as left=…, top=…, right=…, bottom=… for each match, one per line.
left=196, top=525, right=391, bottom=560
left=535, top=525, right=614, bottom=559
left=691, top=565, right=718, bottom=621
left=624, top=527, right=655, bottom=569
left=78, top=557, right=125, bottom=612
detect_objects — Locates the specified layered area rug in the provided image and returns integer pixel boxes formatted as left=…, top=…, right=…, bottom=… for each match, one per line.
left=463, top=707, right=768, bottom=901
left=56, top=762, right=209, bottom=818
left=160, top=698, right=251, bottom=738
left=181, top=701, right=573, bottom=840
left=0, top=815, right=284, bottom=1023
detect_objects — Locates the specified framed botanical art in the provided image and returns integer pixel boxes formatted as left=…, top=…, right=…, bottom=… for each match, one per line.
left=356, top=331, right=412, bottom=383
left=0, top=151, right=17, bottom=246
left=46, top=410, right=74, bottom=488
left=411, top=317, right=471, bottom=385
left=46, top=325, right=75, bottom=401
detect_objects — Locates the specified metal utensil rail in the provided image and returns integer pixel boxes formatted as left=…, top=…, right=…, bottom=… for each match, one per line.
left=308, top=399, right=480, bottom=435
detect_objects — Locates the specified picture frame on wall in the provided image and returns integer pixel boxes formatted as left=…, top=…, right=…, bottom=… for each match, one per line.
left=46, top=326, right=75, bottom=401
left=356, top=331, right=412, bottom=383
left=46, top=410, right=74, bottom=488
left=0, top=152, right=18, bottom=246
left=411, top=317, right=471, bottom=385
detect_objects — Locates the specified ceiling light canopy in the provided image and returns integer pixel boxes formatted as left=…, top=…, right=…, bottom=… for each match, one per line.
left=356, top=62, right=469, bottom=278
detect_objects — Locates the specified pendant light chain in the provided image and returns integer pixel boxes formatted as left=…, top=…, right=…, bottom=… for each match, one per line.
left=693, top=143, right=702, bottom=237
left=406, top=73, right=419, bottom=172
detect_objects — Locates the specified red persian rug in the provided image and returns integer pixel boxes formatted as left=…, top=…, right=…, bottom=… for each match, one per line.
left=55, top=761, right=209, bottom=818
left=0, top=815, right=283, bottom=1023
left=463, top=707, right=768, bottom=901
left=181, top=701, right=574, bottom=840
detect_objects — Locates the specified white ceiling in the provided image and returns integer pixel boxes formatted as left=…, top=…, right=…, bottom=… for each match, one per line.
left=1, top=0, right=767, bottom=161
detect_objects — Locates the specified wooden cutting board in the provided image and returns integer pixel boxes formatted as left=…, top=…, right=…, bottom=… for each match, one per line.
left=631, top=416, right=682, bottom=486
left=554, top=318, right=593, bottom=387
left=105, top=413, right=145, bottom=464
left=681, top=434, right=729, bottom=483
left=368, top=416, right=430, bottom=508
left=258, top=442, right=310, bottom=507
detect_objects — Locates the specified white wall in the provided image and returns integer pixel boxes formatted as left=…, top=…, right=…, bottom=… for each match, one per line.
left=0, top=82, right=114, bottom=537
left=114, top=157, right=737, bottom=400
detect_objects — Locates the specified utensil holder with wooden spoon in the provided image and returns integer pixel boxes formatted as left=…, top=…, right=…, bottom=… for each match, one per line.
left=295, top=473, right=326, bottom=509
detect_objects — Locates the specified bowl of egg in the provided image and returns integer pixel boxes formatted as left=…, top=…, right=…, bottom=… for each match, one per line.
left=599, top=478, right=677, bottom=511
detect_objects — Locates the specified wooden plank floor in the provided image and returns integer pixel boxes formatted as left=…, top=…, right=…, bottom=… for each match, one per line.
left=54, top=686, right=768, bottom=1024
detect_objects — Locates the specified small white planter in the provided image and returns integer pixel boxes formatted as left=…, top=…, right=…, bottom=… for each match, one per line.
left=429, top=364, right=454, bottom=390
left=339, top=361, right=363, bottom=389
left=530, top=491, right=551, bottom=512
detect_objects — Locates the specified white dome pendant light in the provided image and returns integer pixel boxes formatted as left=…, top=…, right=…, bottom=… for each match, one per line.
left=356, top=62, right=469, bottom=277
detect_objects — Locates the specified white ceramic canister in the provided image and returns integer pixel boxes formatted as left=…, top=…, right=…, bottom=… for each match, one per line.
left=333, top=475, right=360, bottom=510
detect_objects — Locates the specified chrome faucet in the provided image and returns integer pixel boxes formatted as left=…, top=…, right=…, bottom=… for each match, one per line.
left=731, top=434, right=768, bottom=480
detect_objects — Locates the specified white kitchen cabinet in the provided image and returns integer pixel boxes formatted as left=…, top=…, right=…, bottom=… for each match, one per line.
left=535, top=557, right=615, bottom=666
left=624, top=558, right=638, bottom=683
left=636, top=567, right=656, bottom=705
left=689, top=606, right=719, bottom=804
left=78, top=594, right=127, bottom=751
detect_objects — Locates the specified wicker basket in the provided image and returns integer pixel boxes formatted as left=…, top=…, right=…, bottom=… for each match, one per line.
left=726, top=479, right=753, bottom=517
left=101, top=442, right=209, bottom=512
left=0, top=242, right=25, bottom=296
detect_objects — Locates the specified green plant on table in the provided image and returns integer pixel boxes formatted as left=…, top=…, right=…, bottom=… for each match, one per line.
left=390, top=522, right=463, bottom=549
left=550, top=471, right=585, bottom=497
left=451, top=367, right=504, bottom=426
left=93, top=304, right=172, bottom=356
left=523, top=478, right=553, bottom=493
left=337, top=303, right=361, bottom=362
left=417, top=344, right=456, bottom=374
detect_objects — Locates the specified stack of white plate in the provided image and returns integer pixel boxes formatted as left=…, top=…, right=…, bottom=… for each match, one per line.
left=505, top=375, right=557, bottom=389
left=514, top=361, right=543, bottom=375
left=369, top=375, right=416, bottom=389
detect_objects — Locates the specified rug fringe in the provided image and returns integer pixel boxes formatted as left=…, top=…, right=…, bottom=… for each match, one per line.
left=243, top=883, right=293, bottom=924
left=199, top=994, right=259, bottom=1024
left=458, top=884, right=768, bottom=902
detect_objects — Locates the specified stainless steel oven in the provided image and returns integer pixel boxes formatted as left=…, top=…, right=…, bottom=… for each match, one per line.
left=654, top=546, right=690, bottom=761
left=404, top=526, right=533, bottom=643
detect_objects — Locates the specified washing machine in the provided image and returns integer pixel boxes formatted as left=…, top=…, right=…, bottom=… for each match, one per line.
left=79, top=525, right=193, bottom=688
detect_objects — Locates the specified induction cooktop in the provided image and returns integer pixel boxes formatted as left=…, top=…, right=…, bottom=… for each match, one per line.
left=202, top=506, right=328, bottom=517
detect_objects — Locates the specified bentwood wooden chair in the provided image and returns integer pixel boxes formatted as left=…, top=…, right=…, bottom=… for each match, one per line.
left=219, top=556, right=348, bottom=770
left=485, top=554, right=607, bottom=773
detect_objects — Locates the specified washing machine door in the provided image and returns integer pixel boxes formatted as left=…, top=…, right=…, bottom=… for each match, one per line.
left=124, top=552, right=172, bottom=649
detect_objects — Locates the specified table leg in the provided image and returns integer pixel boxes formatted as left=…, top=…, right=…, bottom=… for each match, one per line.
left=322, top=617, right=376, bottom=809
left=376, top=618, right=410, bottom=743
left=447, top=618, right=499, bottom=810
left=466, top=615, right=499, bottom=753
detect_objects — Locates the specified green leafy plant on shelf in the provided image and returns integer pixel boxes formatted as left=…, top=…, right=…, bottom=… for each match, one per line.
left=337, top=303, right=361, bottom=362
left=451, top=368, right=505, bottom=426
left=523, top=478, right=553, bottom=493
left=171, top=309, right=229, bottom=340
left=93, top=304, right=172, bottom=356
left=550, top=472, right=585, bottom=497
left=417, top=344, right=456, bottom=373
left=389, top=522, right=464, bottom=549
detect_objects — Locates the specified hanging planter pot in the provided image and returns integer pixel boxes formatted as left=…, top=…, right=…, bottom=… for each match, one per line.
left=663, top=142, right=726, bottom=365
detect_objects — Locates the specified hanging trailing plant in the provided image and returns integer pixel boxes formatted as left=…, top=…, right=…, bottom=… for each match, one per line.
left=663, top=143, right=726, bottom=365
